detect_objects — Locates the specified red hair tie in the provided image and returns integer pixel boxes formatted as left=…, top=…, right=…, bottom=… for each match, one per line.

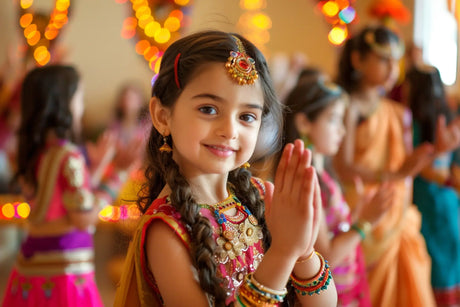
left=174, top=53, right=181, bottom=89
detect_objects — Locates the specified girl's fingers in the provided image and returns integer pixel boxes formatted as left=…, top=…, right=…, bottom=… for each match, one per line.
left=274, top=143, right=293, bottom=192
left=291, top=148, right=311, bottom=202
left=299, top=167, right=315, bottom=216
left=311, top=173, right=322, bottom=240
left=282, top=140, right=304, bottom=194
left=304, top=146, right=312, bottom=168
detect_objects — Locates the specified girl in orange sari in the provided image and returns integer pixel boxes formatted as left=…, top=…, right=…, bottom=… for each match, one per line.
left=334, top=25, right=460, bottom=307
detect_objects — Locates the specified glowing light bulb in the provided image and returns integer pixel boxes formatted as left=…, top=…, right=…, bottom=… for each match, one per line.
left=322, top=1, right=339, bottom=17
left=2, top=204, right=15, bottom=219
left=17, top=202, right=30, bottom=219
left=154, top=28, right=171, bottom=44
left=328, top=26, right=347, bottom=45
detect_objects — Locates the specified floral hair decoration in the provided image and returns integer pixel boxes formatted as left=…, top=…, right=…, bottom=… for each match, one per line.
left=225, top=35, right=259, bottom=85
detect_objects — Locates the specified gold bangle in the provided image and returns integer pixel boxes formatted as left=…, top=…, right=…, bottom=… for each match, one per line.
left=295, top=249, right=316, bottom=264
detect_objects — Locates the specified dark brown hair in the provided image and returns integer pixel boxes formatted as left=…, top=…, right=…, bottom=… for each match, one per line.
left=336, top=25, right=402, bottom=93
left=15, top=65, right=79, bottom=190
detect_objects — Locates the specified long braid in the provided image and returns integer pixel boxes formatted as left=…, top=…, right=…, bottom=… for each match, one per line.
left=165, top=160, right=228, bottom=305
left=139, top=129, right=227, bottom=304
left=229, top=169, right=298, bottom=306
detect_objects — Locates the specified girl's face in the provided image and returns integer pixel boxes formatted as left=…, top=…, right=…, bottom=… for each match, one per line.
left=120, top=88, right=144, bottom=118
left=165, top=62, right=264, bottom=178
left=306, top=100, right=346, bottom=156
left=358, top=50, right=400, bottom=89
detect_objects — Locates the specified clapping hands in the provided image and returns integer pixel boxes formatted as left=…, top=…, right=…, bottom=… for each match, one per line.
left=264, top=139, right=321, bottom=261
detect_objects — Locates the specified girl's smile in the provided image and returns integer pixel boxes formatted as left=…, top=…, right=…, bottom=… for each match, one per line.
left=204, top=144, right=238, bottom=158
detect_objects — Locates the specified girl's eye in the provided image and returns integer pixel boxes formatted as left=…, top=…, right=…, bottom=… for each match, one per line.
left=240, top=113, right=257, bottom=123
left=198, top=106, right=217, bottom=115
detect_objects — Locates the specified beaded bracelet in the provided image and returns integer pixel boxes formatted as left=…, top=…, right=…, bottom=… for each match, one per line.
left=290, top=252, right=332, bottom=296
left=236, top=273, right=287, bottom=306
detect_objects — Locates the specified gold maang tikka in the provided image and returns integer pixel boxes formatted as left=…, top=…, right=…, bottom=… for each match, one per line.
left=225, top=36, right=259, bottom=85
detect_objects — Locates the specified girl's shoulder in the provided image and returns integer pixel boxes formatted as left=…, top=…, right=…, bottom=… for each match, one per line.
left=143, top=196, right=191, bottom=248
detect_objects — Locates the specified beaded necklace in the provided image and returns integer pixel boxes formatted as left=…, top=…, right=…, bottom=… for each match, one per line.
left=199, top=191, right=262, bottom=264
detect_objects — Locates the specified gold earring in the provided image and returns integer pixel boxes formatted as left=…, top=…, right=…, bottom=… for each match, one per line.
left=159, top=134, right=172, bottom=153
left=242, top=162, right=250, bottom=169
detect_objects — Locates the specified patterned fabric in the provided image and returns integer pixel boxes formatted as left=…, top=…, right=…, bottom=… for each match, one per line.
left=114, top=177, right=266, bottom=306
left=320, top=171, right=371, bottom=307
left=2, top=140, right=125, bottom=306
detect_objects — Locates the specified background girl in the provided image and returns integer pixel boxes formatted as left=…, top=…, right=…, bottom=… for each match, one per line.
left=405, top=64, right=460, bottom=306
left=334, top=25, right=460, bottom=307
left=1, top=65, right=140, bottom=306
left=283, top=79, right=394, bottom=306
left=115, top=30, right=337, bottom=306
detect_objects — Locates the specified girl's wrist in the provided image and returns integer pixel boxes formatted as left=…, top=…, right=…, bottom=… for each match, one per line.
left=295, top=249, right=315, bottom=265
left=351, top=220, right=372, bottom=240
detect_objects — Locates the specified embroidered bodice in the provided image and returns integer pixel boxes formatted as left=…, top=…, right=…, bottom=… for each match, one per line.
left=139, top=178, right=266, bottom=305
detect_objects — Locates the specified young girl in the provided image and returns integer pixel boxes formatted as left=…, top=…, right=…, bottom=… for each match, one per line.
left=334, top=25, right=460, bottom=307
left=114, top=30, right=337, bottom=306
left=1, top=65, right=140, bottom=306
left=283, top=79, right=394, bottom=306
left=405, top=65, right=460, bottom=306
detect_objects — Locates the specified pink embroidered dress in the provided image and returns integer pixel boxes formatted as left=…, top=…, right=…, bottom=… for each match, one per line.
left=2, top=140, right=123, bottom=307
left=114, top=178, right=266, bottom=306
left=320, top=171, right=371, bottom=307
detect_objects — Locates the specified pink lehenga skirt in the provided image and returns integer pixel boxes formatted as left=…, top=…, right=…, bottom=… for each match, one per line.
left=1, top=230, right=103, bottom=307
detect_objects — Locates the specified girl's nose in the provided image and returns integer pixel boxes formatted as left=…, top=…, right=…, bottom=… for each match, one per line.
left=217, top=116, right=238, bottom=139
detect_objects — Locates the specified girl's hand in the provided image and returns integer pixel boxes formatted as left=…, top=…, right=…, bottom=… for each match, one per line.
left=86, top=131, right=116, bottom=186
left=355, top=182, right=395, bottom=227
left=397, top=143, right=434, bottom=178
left=264, top=139, right=321, bottom=261
left=435, top=115, right=460, bottom=154
left=112, top=135, right=144, bottom=171
left=86, top=131, right=116, bottom=173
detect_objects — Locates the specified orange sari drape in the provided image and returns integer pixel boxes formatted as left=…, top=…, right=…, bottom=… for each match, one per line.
left=338, top=99, right=436, bottom=307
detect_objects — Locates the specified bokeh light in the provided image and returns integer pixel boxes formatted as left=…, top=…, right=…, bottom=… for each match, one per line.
left=251, top=13, right=272, bottom=30
left=20, top=13, right=33, bottom=28
left=328, top=26, right=348, bottom=45
left=20, top=0, right=34, bottom=9
left=117, top=0, right=191, bottom=72
left=322, top=1, right=340, bottom=17
left=17, top=202, right=31, bottom=219
left=2, top=203, right=15, bottom=219
left=154, top=28, right=171, bottom=44
left=339, top=6, right=356, bottom=24
left=240, top=0, right=266, bottom=10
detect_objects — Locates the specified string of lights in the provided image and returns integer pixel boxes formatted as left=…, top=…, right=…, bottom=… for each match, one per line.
left=116, top=0, right=193, bottom=73
left=18, top=0, right=71, bottom=66
left=315, top=0, right=358, bottom=46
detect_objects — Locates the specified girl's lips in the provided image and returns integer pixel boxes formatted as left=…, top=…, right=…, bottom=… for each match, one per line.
left=205, top=144, right=236, bottom=158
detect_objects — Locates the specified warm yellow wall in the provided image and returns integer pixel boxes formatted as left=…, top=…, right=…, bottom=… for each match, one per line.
left=0, top=0, right=415, bottom=132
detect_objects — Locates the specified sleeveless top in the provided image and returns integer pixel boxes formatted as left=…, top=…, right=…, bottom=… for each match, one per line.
left=114, top=177, right=266, bottom=306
